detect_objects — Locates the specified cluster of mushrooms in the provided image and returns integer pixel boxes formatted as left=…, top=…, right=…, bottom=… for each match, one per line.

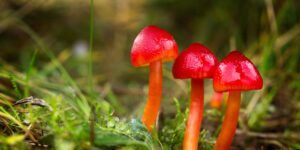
left=130, top=25, right=263, bottom=150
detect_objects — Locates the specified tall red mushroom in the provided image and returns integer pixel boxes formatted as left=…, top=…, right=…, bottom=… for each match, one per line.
left=131, top=25, right=178, bottom=131
left=172, top=43, right=218, bottom=150
left=213, top=51, right=263, bottom=150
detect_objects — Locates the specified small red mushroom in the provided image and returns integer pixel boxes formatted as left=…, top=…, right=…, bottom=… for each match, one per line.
left=172, top=43, right=218, bottom=150
left=213, top=51, right=263, bottom=150
left=131, top=25, right=178, bottom=131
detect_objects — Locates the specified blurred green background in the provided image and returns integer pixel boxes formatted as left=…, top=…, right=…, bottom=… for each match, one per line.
left=0, top=0, right=299, bottom=149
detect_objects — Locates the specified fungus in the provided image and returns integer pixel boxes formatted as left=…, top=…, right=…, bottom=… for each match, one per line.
left=131, top=25, right=178, bottom=131
left=213, top=51, right=263, bottom=150
left=172, top=43, right=218, bottom=150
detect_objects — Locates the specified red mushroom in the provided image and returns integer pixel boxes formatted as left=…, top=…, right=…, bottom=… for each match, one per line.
left=213, top=51, right=263, bottom=150
left=131, top=25, right=178, bottom=131
left=172, top=43, right=218, bottom=150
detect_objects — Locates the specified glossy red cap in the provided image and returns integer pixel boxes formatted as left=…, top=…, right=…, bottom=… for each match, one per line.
left=131, top=25, right=178, bottom=67
left=172, top=43, right=218, bottom=79
left=213, top=51, right=263, bottom=92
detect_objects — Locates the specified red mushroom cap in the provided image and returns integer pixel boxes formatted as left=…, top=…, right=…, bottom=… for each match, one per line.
left=131, top=25, right=178, bottom=67
left=172, top=43, right=218, bottom=79
left=213, top=51, right=263, bottom=92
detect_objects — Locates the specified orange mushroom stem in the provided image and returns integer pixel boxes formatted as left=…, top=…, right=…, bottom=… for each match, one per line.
left=214, top=91, right=240, bottom=150
left=210, top=92, right=224, bottom=109
left=141, top=60, right=162, bottom=131
left=183, top=79, right=204, bottom=150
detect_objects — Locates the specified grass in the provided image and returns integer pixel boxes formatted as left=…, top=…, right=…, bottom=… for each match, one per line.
left=0, top=0, right=300, bottom=149
left=0, top=1, right=158, bottom=149
left=0, top=51, right=157, bottom=149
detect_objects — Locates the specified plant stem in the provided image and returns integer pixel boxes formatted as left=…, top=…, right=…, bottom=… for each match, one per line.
left=215, top=91, right=241, bottom=150
left=24, top=49, right=38, bottom=97
left=88, top=0, right=94, bottom=94
left=89, top=0, right=95, bottom=145
left=183, top=79, right=204, bottom=150
left=141, top=60, right=162, bottom=131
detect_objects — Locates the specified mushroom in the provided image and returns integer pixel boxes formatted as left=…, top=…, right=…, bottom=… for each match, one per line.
left=210, top=92, right=224, bottom=109
left=172, top=43, right=218, bottom=150
left=213, top=51, right=263, bottom=150
left=131, top=25, right=178, bottom=131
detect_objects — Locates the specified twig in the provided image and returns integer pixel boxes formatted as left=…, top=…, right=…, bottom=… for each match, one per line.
left=0, top=93, right=14, bottom=105
left=0, top=0, right=44, bottom=33
left=265, top=0, right=278, bottom=35
left=24, top=123, right=38, bottom=143
left=0, top=111, right=37, bottom=142
left=229, top=36, right=236, bottom=50
left=260, top=139, right=287, bottom=150
left=0, top=117, right=13, bottom=134
left=236, top=129, right=300, bottom=140
left=245, top=91, right=262, bottom=116
left=275, top=23, right=300, bottom=51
